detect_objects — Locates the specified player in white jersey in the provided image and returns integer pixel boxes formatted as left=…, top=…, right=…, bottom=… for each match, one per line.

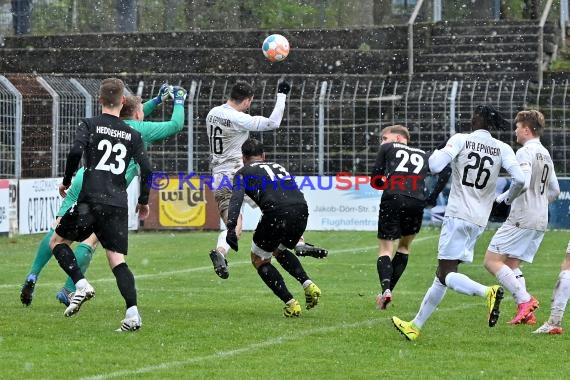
left=533, top=241, right=570, bottom=334
left=206, top=81, right=327, bottom=279
left=483, top=110, right=560, bottom=325
left=392, top=105, right=526, bottom=341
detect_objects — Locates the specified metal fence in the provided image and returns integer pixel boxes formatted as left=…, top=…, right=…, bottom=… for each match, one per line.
left=0, top=75, right=569, bottom=179
left=0, top=75, right=21, bottom=177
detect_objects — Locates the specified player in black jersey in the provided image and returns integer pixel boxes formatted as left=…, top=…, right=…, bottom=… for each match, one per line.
left=225, top=138, right=321, bottom=317
left=371, top=125, right=450, bottom=310
left=49, top=78, right=152, bottom=332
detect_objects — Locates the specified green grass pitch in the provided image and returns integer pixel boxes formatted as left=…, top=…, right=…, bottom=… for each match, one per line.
left=1, top=228, right=568, bottom=379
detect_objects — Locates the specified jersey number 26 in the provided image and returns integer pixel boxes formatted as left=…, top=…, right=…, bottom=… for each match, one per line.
left=462, top=152, right=494, bottom=189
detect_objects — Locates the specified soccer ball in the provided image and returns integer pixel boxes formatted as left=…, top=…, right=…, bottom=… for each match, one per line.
left=262, top=34, right=290, bottom=63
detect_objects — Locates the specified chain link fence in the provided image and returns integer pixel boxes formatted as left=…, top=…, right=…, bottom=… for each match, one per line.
left=0, top=74, right=569, bottom=179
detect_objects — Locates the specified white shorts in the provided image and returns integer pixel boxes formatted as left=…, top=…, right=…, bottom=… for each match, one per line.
left=213, top=172, right=256, bottom=215
left=438, top=217, right=485, bottom=263
left=487, top=224, right=545, bottom=263
left=251, top=242, right=288, bottom=260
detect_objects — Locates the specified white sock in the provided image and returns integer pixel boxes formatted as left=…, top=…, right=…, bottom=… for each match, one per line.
left=412, top=277, right=447, bottom=329
left=302, top=280, right=313, bottom=289
left=496, top=265, right=530, bottom=304
left=445, top=272, right=487, bottom=297
left=217, top=230, right=230, bottom=254
left=126, top=305, right=139, bottom=319
left=549, top=270, right=570, bottom=326
left=75, top=278, right=87, bottom=289
left=513, top=267, right=526, bottom=289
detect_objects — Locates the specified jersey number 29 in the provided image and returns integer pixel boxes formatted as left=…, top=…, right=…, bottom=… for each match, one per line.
left=395, top=150, right=424, bottom=174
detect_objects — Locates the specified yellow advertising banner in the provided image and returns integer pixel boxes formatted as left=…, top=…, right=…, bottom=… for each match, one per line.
left=158, top=178, right=206, bottom=227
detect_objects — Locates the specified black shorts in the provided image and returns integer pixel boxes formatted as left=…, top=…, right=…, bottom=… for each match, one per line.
left=378, top=194, right=424, bottom=240
left=55, top=202, right=129, bottom=254
left=253, top=204, right=308, bottom=253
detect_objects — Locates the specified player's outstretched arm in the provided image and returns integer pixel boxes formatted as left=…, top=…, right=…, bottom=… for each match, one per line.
left=244, top=81, right=290, bottom=132
left=138, top=86, right=186, bottom=144
left=428, top=134, right=461, bottom=173
left=143, top=83, right=173, bottom=116
left=143, top=83, right=172, bottom=115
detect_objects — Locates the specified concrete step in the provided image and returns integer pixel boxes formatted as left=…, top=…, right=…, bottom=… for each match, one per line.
left=431, top=43, right=540, bottom=53
left=434, top=19, right=540, bottom=26
left=431, top=34, right=541, bottom=45
left=431, top=22, right=557, bottom=36
left=431, top=20, right=556, bottom=31
left=412, top=71, right=538, bottom=81
left=415, top=61, right=538, bottom=73
left=419, top=51, right=538, bottom=64
left=0, top=26, right=423, bottom=50
left=0, top=47, right=409, bottom=75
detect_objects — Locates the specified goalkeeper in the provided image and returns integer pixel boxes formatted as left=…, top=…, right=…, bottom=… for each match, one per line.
left=20, top=84, right=187, bottom=306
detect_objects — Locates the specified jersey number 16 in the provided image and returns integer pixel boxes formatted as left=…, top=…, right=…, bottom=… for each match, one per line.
left=209, top=126, right=223, bottom=154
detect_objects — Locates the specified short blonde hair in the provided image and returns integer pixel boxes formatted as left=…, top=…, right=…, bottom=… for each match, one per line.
left=119, top=95, right=142, bottom=119
left=382, top=125, right=410, bottom=142
left=515, top=110, right=545, bottom=137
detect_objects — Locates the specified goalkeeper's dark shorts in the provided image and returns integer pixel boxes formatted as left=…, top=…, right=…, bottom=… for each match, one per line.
left=56, top=202, right=129, bottom=254
left=253, top=204, right=308, bottom=253
left=378, top=194, right=424, bottom=240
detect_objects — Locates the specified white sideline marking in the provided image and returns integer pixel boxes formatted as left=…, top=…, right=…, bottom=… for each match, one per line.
left=80, top=318, right=385, bottom=380
left=2, top=235, right=437, bottom=290
left=80, top=299, right=481, bottom=380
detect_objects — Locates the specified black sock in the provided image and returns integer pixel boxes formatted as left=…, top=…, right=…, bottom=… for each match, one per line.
left=112, top=263, right=137, bottom=309
left=275, top=249, right=310, bottom=284
left=378, top=255, right=393, bottom=293
left=52, top=243, right=84, bottom=284
left=257, top=263, right=293, bottom=303
left=390, top=251, right=409, bottom=291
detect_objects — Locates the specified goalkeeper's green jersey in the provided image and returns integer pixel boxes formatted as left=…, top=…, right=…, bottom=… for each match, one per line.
left=57, top=101, right=185, bottom=216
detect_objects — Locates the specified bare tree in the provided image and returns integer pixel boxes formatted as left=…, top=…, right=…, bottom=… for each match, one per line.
left=373, top=0, right=393, bottom=25
left=11, top=0, right=33, bottom=35
left=165, top=0, right=181, bottom=31
left=523, top=0, right=540, bottom=20
left=116, top=0, right=138, bottom=33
